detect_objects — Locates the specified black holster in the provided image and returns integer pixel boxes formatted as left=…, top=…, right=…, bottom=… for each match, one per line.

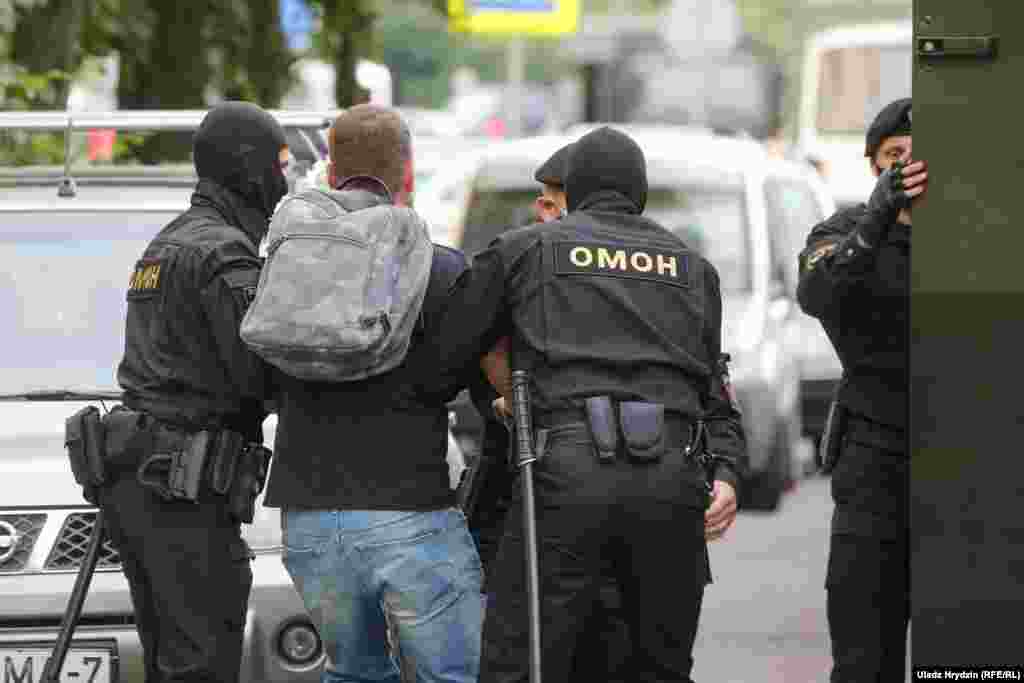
left=64, top=406, right=107, bottom=504
left=207, top=430, right=271, bottom=523
left=226, top=444, right=272, bottom=524
left=819, top=398, right=849, bottom=474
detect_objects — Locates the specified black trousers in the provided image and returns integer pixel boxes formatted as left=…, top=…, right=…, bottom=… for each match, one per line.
left=479, top=420, right=710, bottom=683
left=472, top=424, right=633, bottom=683
left=826, top=416, right=909, bottom=683
left=100, top=474, right=253, bottom=683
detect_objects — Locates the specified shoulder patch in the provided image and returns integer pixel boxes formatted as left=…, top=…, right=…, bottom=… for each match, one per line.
left=553, top=241, right=691, bottom=288
left=127, top=258, right=163, bottom=299
left=803, top=241, right=840, bottom=271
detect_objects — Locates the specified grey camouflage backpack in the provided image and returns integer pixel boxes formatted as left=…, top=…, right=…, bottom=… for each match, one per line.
left=240, top=187, right=434, bottom=382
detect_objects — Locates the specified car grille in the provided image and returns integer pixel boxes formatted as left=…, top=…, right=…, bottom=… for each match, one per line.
left=44, top=512, right=121, bottom=570
left=0, top=514, right=47, bottom=573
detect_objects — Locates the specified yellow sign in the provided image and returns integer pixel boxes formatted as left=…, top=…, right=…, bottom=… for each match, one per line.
left=448, top=0, right=578, bottom=36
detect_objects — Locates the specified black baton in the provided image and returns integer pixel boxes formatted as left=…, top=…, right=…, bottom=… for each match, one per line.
left=511, top=370, right=542, bottom=683
left=42, top=509, right=108, bottom=683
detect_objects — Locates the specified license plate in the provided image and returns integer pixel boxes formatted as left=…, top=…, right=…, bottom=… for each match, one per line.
left=1, top=649, right=111, bottom=683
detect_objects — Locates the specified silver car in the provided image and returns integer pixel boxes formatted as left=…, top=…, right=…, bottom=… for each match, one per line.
left=419, top=126, right=836, bottom=511
left=0, top=121, right=468, bottom=681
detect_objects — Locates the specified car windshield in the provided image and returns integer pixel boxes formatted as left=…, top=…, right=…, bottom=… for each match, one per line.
left=461, top=183, right=751, bottom=294
left=0, top=211, right=176, bottom=394
left=816, top=44, right=912, bottom=136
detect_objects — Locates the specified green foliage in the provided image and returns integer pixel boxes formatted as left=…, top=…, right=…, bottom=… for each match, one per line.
left=0, top=66, right=72, bottom=165
left=305, top=0, right=379, bottom=106
left=2, top=66, right=71, bottom=105
left=110, top=132, right=147, bottom=163
left=2, top=0, right=298, bottom=164
left=0, top=131, right=65, bottom=165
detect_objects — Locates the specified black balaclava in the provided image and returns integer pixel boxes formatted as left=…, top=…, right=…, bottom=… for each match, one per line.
left=565, top=126, right=648, bottom=214
left=193, top=101, right=289, bottom=219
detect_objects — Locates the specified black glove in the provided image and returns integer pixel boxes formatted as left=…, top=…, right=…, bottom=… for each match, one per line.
left=862, top=162, right=911, bottom=244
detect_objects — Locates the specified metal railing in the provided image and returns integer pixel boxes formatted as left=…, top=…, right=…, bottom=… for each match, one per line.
left=0, top=109, right=342, bottom=132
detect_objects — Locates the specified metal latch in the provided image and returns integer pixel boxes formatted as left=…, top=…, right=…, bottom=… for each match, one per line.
left=917, top=35, right=998, bottom=60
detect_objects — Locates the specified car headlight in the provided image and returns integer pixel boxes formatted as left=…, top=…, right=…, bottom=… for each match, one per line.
left=278, top=620, right=323, bottom=667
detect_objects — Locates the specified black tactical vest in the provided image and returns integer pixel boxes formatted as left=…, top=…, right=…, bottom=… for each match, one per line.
left=501, top=204, right=715, bottom=416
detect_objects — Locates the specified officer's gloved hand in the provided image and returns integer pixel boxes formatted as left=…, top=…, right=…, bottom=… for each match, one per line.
left=863, top=163, right=912, bottom=242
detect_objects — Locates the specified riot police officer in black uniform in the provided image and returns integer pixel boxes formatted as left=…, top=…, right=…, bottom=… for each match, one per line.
left=797, top=98, right=927, bottom=682
left=428, top=126, right=747, bottom=683
left=101, top=102, right=289, bottom=682
left=469, top=142, right=634, bottom=682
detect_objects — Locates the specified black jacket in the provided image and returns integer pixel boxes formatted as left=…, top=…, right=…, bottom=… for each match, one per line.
left=263, top=191, right=490, bottom=510
left=117, top=179, right=270, bottom=441
left=797, top=204, right=909, bottom=430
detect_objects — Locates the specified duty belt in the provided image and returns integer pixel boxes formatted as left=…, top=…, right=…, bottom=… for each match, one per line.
left=535, top=406, right=694, bottom=440
left=532, top=401, right=701, bottom=465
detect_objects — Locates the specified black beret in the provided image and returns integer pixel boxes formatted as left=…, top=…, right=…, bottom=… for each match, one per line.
left=864, top=98, right=912, bottom=159
left=534, top=143, right=573, bottom=187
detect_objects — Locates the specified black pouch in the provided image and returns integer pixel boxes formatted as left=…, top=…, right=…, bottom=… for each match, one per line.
left=65, top=406, right=107, bottom=502
left=102, top=406, right=152, bottom=469
left=210, top=429, right=246, bottom=495
left=228, top=444, right=272, bottom=524
left=584, top=396, right=619, bottom=463
left=819, top=399, right=849, bottom=474
left=167, top=430, right=212, bottom=501
left=618, top=402, right=667, bottom=464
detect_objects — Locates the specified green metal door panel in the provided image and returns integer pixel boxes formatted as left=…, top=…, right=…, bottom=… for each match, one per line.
left=913, top=3, right=1023, bottom=294
left=913, top=0, right=1024, bottom=670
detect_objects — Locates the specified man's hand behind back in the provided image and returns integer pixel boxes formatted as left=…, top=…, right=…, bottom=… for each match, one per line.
left=481, top=337, right=513, bottom=399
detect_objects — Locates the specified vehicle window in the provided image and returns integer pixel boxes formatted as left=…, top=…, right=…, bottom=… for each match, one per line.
left=816, top=45, right=911, bottom=136
left=764, top=177, right=826, bottom=293
left=0, top=212, right=176, bottom=393
left=644, top=187, right=750, bottom=294
left=459, top=183, right=751, bottom=294
left=460, top=188, right=541, bottom=258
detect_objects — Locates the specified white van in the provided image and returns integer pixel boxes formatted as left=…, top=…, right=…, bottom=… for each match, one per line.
left=796, top=20, right=912, bottom=208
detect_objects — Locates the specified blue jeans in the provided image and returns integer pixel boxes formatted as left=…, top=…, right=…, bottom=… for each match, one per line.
left=282, top=507, right=485, bottom=683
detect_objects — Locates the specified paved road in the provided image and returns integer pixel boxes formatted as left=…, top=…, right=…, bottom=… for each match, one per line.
left=692, top=475, right=911, bottom=682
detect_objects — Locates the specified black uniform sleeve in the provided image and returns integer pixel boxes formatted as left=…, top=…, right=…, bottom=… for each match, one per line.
left=199, top=253, right=268, bottom=402
left=468, top=368, right=500, bottom=419
left=797, top=207, right=887, bottom=320
left=423, top=245, right=514, bottom=391
left=701, top=263, right=748, bottom=493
